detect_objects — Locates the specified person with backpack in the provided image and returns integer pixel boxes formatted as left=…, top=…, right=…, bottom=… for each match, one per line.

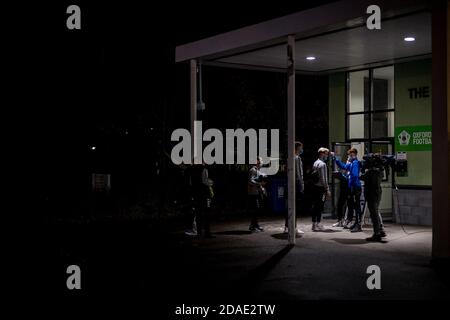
left=192, top=162, right=215, bottom=238
left=247, top=156, right=267, bottom=232
left=311, top=147, right=331, bottom=231
left=331, top=148, right=363, bottom=232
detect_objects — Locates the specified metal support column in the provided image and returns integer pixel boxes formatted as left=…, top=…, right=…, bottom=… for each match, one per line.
left=287, top=35, right=296, bottom=245
left=431, top=2, right=450, bottom=263
left=190, top=59, right=198, bottom=163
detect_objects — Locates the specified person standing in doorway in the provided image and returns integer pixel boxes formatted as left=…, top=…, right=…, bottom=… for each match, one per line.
left=331, top=148, right=363, bottom=232
left=284, top=141, right=305, bottom=236
left=311, top=147, right=331, bottom=231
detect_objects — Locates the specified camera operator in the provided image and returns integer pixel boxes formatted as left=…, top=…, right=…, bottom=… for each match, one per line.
left=361, top=154, right=387, bottom=242
left=331, top=148, right=363, bottom=232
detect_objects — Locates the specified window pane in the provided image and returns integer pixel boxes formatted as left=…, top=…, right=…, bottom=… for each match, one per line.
left=372, top=111, right=395, bottom=138
left=372, top=66, right=394, bottom=110
left=371, top=142, right=393, bottom=155
left=349, top=70, right=370, bottom=113
left=348, top=114, right=369, bottom=139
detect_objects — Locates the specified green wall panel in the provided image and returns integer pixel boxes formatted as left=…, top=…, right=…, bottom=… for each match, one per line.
left=395, top=59, right=432, bottom=186
left=328, top=73, right=346, bottom=145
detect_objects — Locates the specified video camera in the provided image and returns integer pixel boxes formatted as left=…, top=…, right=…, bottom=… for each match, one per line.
left=362, top=153, right=381, bottom=170
left=361, top=153, right=406, bottom=177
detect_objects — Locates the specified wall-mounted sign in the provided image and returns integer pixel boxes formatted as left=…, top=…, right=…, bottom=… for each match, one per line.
left=395, top=125, right=432, bottom=151
left=396, top=151, right=407, bottom=160
left=396, top=152, right=408, bottom=177
left=408, top=87, right=430, bottom=99
left=92, top=173, right=111, bottom=192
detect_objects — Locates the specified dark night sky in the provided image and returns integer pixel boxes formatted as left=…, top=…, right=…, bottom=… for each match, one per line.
left=15, top=1, right=334, bottom=207
left=23, top=1, right=336, bottom=126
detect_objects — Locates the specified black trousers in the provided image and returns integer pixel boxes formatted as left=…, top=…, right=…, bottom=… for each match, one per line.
left=196, top=197, right=212, bottom=236
left=366, top=188, right=383, bottom=235
left=311, top=185, right=326, bottom=223
left=336, top=186, right=349, bottom=221
left=184, top=203, right=196, bottom=230
left=347, top=186, right=362, bottom=224
left=248, top=194, right=262, bottom=228
left=285, top=184, right=303, bottom=228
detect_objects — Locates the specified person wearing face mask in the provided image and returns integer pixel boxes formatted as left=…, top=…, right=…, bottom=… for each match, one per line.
left=284, top=141, right=305, bottom=236
left=331, top=148, right=363, bottom=232
left=311, top=147, right=331, bottom=231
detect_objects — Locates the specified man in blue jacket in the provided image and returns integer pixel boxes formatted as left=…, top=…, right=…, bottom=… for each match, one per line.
left=331, top=148, right=363, bottom=232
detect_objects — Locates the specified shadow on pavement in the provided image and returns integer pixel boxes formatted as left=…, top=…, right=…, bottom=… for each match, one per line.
left=215, top=230, right=253, bottom=235
left=316, top=228, right=342, bottom=233
left=330, top=238, right=369, bottom=245
left=271, top=233, right=303, bottom=240
left=242, top=245, right=294, bottom=290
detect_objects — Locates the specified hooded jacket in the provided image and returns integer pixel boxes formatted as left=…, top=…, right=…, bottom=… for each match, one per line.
left=334, top=157, right=361, bottom=191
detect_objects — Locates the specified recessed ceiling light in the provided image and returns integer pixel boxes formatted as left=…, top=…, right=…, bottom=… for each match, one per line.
left=404, top=37, right=415, bottom=42
left=306, top=56, right=316, bottom=61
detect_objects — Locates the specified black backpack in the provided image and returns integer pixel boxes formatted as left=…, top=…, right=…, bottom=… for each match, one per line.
left=306, top=168, right=320, bottom=184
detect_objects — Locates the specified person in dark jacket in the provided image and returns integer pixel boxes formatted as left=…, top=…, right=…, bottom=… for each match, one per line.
left=248, top=157, right=267, bottom=232
left=181, top=165, right=197, bottom=237
left=192, top=162, right=214, bottom=238
left=331, top=148, right=363, bottom=232
left=360, top=155, right=387, bottom=241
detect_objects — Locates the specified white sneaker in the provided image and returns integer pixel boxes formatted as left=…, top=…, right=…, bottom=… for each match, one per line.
left=332, top=220, right=344, bottom=227
left=312, top=223, right=318, bottom=231
left=184, top=229, right=198, bottom=236
left=284, top=227, right=304, bottom=235
left=315, top=223, right=326, bottom=231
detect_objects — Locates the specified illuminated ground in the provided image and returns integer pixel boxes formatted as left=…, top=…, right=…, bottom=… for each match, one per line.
left=48, top=215, right=449, bottom=303
left=170, top=217, right=448, bottom=300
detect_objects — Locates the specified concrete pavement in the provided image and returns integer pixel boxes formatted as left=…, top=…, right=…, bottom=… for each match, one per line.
left=172, top=216, right=449, bottom=300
